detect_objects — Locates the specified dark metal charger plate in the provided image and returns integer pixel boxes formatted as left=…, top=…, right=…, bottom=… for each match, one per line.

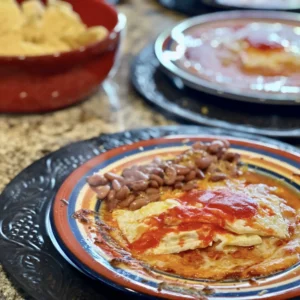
left=130, top=44, right=300, bottom=139
left=158, top=0, right=213, bottom=15
left=155, top=11, right=300, bottom=105
left=107, top=0, right=120, bottom=5
left=158, top=0, right=300, bottom=13
left=202, top=0, right=300, bottom=11
left=0, top=126, right=299, bottom=300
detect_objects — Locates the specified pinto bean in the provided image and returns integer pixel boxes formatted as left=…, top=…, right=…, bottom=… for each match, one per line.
left=138, top=166, right=163, bottom=176
left=146, top=188, right=160, bottom=195
left=195, top=156, right=213, bottom=170
left=129, top=197, right=150, bottom=210
left=207, top=140, right=226, bottom=154
left=104, top=172, right=124, bottom=184
left=124, top=177, right=136, bottom=185
left=174, top=182, right=184, bottom=189
left=164, top=166, right=177, bottom=185
left=174, top=164, right=190, bottom=175
left=129, top=180, right=149, bottom=191
left=210, top=173, right=227, bottom=182
left=185, top=170, right=196, bottom=181
left=182, top=181, right=198, bottom=191
left=175, top=175, right=185, bottom=182
left=87, top=174, right=107, bottom=187
left=195, top=169, right=205, bottom=179
left=107, top=198, right=119, bottom=212
left=158, top=162, right=169, bottom=170
left=148, top=193, right=160, bottom=202
left=96, top=185, right=111, bottom=199
left=149, top=180, right=159, bottom=188
left=112, top=179, right=122, bottom=191
left=131, top=170, right=149, bottom=181
left=122, top=167, right=136, bottom=177
left=118, top=194, right=135, bottom=208
left=192, top=141, right=207, bottom=150
left=149, top=174, right=164, bottom=186
left=116, top=185, right=130, bottom=200
left=229, top=165, right=243, bottom=177
left=107, top=190, right=116, bottom=202
left=151, top=167, right=164, bottom=176
left=221, top=139, right=230, bottom=148
left=223, top=152, right=240, bottom=162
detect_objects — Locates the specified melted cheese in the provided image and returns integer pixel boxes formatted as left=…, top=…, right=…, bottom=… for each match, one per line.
left=240, top=47, right=300, bottom=76
left=113, top=182, right=291, bottom=255
left=113, top=199, right=180, bottom=243
left=214, top=233, right=262, bottom=251
left=151, top=231, right=262, bottom=255
left=224, top=184, right=289, bottom=239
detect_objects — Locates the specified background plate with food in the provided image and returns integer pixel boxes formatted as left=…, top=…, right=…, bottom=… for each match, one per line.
left=51, top=131, right=300, bottom=299
left=155, top=11, right=300, bottom=105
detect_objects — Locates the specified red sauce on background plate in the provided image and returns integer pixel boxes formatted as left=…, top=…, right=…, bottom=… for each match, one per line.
left=175, top=19, right=300, bottom=95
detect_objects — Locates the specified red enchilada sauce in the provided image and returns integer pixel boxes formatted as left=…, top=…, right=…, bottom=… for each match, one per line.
left=130, top=189, right=258, bottom=253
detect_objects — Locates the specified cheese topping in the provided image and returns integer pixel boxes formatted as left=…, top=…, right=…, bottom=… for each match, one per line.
left=113, top=182, right=290, bottom=255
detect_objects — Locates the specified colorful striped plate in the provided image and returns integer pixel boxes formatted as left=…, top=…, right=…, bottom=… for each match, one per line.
left=51, top=136, right=300, bottom=300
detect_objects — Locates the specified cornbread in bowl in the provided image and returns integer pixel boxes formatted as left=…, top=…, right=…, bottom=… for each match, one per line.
left=0, top=0, right=126, bottom=113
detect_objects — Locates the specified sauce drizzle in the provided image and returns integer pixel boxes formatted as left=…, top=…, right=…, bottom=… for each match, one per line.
left=130, top=189, right=258, bottom=253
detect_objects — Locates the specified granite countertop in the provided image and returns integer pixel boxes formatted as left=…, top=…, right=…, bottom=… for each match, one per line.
left=0, top=1, right=182, bottom=299
left=0, top=1, right=299, bottom=299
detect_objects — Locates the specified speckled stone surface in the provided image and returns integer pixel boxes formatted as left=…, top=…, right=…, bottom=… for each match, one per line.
left=0, top=1, right=182, bottom=298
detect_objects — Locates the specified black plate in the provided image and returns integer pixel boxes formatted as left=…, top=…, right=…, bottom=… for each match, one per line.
left=158, top=0, right=213, bottom=15
left=202, top=0, right=300, bottom=11
left=107, top=0, right=120, bottom=5
left=0, top=126, right=299, bottom=300
left=158, top=0, right=300, bottom=12
left=130, top=44, right=300, bottom=138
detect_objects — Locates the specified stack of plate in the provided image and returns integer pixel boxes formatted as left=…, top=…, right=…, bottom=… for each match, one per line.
left=202, top=0, right=300, bottom=11
left=154, top=11, right=300, bottom=105
left=158, top=0, right=300, bottom=14
left=131, top=10, right=300, bottom=138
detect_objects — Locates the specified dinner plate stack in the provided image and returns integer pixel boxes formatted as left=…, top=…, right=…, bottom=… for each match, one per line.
left=154, top=10, right=300, bottom=105
left=202, top=0, right=300, bottom=11
left=131, top=9, right=300, bottom=138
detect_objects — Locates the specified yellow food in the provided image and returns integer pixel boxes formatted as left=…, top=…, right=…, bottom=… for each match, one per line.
left=113, top=182, right=290, bottom=255
left=0, top=0, right=23, bottom=34
left=104, top=171, right=300, bottom=280
left=0, top=0, right=108, bottom=56
left=241, top=47, right=300, bottom=76
left=113, top=199, right=180, bottom=244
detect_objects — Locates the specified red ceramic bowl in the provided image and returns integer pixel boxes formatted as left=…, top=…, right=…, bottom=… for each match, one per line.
left=0, top=0, right=125, bottom=113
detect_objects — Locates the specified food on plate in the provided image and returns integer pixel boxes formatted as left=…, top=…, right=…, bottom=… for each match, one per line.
left=218, top=23, right=300, bottom=76
left=0, top=0, right=108, bottom=56
left=82, top=140, right=300, bottom=280
left=86, top=139, right=239, bottom=211
left=180, top=19, right=300, bottom=93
